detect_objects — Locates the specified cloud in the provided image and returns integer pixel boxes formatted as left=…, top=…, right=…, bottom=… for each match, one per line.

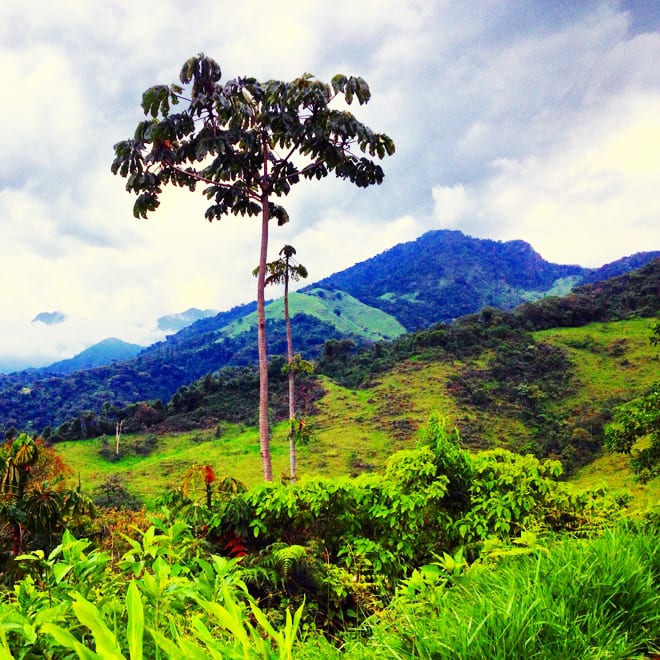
left=433, top=90, right=660, bottom=265
left=0, top=44, right=89, bottom=186
left=0, top=0, right=658, bottom=369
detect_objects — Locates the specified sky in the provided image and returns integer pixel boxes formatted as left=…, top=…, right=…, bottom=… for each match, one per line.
left=0, top=0, right=658, bottom=371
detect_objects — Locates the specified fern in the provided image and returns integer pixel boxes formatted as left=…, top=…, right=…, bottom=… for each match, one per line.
left=273, top=544, right=309, bottom=580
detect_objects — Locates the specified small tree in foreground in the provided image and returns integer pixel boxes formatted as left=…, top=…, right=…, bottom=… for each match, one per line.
left=112, top=54, right=394, bottom=481
left=605, top=382, right=660, bottom=481
left=256, top=244, right=309, bottom=482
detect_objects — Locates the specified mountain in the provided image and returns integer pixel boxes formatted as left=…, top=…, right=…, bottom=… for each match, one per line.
left=37, top=338, right=145, bottom=375
left=0, top=230, right=658, bottom=433
left=31, top=311, right=67, bottom=325
left=303, top=229, right=659, bottom=331
left=157, top=307, right=218, bottom=332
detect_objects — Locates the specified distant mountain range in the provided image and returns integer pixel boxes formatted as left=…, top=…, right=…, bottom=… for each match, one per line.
left=45, top=229, right=659, bottom=372
left=1, top=229, right=658, bottom=433
left=33, top=338, right=144, bottom=376
left=157, top=308, right=218, bottom=332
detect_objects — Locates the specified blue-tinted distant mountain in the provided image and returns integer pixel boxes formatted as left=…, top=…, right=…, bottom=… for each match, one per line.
left=37, top=338, right=145, bottom=375
left=32, top=311, right=67, bottom=325
left=157, top=307, right=218, bottom=332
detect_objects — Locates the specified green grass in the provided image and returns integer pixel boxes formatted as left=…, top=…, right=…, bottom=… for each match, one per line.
left=54, top=318, right=658, bottom=511
left=58, top=423, right=292, bottom=506
left=570, top=440, right=660, bottom=517
left=536, top=318, right=658, bottom=407
left=221, top=289, right=406, bottom=341
left=299, top=528, right=660, bottom=659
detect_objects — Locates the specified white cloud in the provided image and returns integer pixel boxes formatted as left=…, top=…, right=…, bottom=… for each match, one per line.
left=432, top=185, right=472, bottom=228
left=440, top=91, right=660, bottom=265
left=0, top=44, right=89, bottom=184
left=0, top=0, right=659, bottom=369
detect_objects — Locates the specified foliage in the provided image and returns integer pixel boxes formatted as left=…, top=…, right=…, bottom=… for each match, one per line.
left=1, top=525, right=303, bottom=659
left=0, top=416, right=647, bottom=656
left=0, top=520, right=655, bottom=658
left=0, top=435, right=94, bottom=567
left=454, top=449, right=628, bottom=547
left=93, top=475, right=144, bottom=511
left=416, top=413, right=473, bottom=513
left=605, top=382, right=660, bottom=481
left=326, top=527, right=660, bottom=659
left=123, top=414, right=630, bottom=635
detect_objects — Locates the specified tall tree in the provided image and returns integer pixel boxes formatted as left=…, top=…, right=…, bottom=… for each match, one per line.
left=111, top=54, right=394, bottom=481
left=258, top=245, right=309, bottom=482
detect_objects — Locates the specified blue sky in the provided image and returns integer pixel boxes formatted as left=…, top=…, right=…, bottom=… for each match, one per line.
left=0, top=0, right=658, bottom=370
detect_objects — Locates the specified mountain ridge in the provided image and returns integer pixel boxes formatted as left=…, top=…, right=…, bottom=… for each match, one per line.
left=34, top=338, right=145, bottom=376
left=1, top=229, right=658, bottom=433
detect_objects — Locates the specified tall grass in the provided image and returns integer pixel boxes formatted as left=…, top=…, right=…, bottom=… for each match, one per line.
left=308, top=527, right=659, bottom=659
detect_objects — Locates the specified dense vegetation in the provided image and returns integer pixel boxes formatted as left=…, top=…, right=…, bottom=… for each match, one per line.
left=0, top=416, right=656, bottom=658
left=0, top=261, right=657, bottom=656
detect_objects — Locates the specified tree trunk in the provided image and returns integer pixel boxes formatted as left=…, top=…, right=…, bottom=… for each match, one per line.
left=283, top=271, right=297, bottom=483
left=115, top=420, right=123, bottom=456
left=257, top=144, right=272, bottom=481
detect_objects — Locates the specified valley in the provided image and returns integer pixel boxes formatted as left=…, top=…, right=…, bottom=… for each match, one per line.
left=0, top=237, right=657, bottom=658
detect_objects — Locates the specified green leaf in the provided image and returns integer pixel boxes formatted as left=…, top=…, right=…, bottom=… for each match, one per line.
left=126, top=581, right=144, bottom=660
left=331, top=74, right=347, bottom=95
left=52, top=562, right=74, bottom=584
left=42, top=622, right=102, bottom=659
left=71, top=595, right=125, bottom=660
left=149, top=628, right=188, bottom=658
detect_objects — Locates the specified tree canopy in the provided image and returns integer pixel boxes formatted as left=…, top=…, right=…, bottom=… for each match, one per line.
left=111, top=53, right=394, bottom=222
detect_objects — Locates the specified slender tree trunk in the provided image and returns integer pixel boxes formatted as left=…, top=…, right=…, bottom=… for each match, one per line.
left=115, top=420, right=123, bottom=456
left=257, top=141, right=272, bottom=481
left=283, top=270, right=297, bottom=483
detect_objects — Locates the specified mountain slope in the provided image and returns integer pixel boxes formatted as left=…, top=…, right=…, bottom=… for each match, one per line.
left=304, top=229, right=659, bottom=330
left=221, top=289, right=406, bottom=342
left=1, top=231, right=657, bottom=433
left=37, top=338, right=145, bottom=375
left=54, top=314, right=660, bottom=504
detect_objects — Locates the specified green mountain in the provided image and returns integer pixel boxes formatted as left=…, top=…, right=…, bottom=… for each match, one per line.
left=305, top=229, right=659, bottom=330
left=0, top=230, right=657, bottom=434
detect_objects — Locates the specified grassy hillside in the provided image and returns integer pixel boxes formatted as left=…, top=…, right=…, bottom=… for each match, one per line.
left=536, top=319, right=658, bottom=404
left=222, top=288, right=406, bottom=342
left=55, top=317, right=659, bottom=511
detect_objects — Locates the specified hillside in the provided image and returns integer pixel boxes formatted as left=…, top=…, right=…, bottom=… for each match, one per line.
left=34, top=338, right=145, bottom=375
left=0, top=231, right=657, bottom=434
left=54, top=314, right=659, bottom=508
left=304, top=229, right=660, bottom=330
left=49, top=260, right=660, bottom=491
left=221, top=289, right=406, bottom=342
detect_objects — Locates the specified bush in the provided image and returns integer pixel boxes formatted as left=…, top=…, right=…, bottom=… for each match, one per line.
left=93, top=475, right=143, bottom=511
